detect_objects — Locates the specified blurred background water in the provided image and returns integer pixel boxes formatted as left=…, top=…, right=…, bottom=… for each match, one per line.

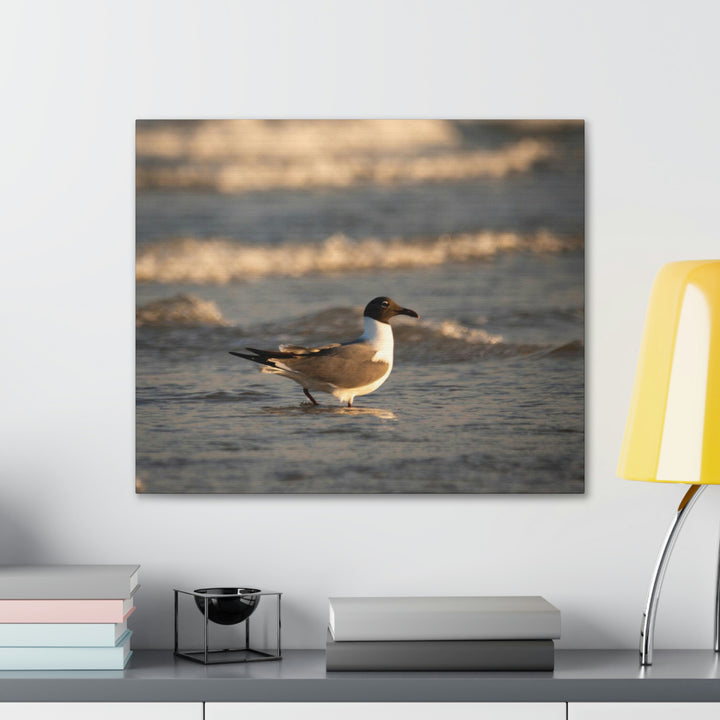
left=136, top=120, right=584, bottom=493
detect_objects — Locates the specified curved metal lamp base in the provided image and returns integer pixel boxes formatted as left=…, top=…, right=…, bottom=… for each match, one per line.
left=640, top=484, right=707, bottom=665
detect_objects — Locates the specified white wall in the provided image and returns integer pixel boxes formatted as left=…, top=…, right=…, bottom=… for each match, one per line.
left=1, top=0, right=719, bottom=651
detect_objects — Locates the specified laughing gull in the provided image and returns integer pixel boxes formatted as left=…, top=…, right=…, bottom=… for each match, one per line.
left=230, top=297, right=419, bottom=407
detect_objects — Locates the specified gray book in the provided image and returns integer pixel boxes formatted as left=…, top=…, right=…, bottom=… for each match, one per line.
left=326, top=631, right=555, bottom=671
left=0, top=565, right=140, bottom=599
left=329, top=596, right=561, bottom=641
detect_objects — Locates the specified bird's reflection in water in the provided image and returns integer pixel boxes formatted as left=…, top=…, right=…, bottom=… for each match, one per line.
left=262, top=405, right=397, bottom=421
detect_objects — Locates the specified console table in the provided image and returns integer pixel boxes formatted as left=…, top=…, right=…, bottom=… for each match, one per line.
left=2, top=650, right=720, bottom=719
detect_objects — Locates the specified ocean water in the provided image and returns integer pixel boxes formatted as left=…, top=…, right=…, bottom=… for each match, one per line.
left=136, top=120, right=584, bottom=493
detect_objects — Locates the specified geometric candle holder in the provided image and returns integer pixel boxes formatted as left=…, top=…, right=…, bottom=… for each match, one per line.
left=173, top=587, right=282, bottom=664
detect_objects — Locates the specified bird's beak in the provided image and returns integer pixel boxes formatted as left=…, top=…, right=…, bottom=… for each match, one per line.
left=398, top=307, right=419, bottom=319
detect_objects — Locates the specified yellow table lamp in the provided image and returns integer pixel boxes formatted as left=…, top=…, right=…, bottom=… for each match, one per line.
left=618, top=259, right=720, bottom=665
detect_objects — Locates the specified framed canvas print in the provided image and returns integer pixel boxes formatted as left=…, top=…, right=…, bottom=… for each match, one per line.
left=136, top=120, right=584, bottom=493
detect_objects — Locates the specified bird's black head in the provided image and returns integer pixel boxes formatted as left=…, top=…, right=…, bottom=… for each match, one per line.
left=363, top=297, right=419, bottom=324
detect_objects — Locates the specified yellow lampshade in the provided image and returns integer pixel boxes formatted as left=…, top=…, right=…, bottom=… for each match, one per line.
left=617, top=260, right=720, bottom=484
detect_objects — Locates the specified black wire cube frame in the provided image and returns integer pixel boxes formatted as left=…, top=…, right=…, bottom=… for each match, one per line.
left=174, top=588, right=282, bottom=664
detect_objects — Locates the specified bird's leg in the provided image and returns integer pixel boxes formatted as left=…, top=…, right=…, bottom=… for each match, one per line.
left=303, top=388, right=319, bottom=406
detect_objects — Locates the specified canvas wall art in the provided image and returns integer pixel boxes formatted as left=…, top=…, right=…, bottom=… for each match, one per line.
left=136, top=120, right=584, bottom=493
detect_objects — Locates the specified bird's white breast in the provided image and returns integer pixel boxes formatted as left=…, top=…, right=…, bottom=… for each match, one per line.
left=359, top=316, right=395, bottom=365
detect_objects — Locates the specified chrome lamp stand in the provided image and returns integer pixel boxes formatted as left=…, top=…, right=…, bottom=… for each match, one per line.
left=640, top=484, right=719, bottom=665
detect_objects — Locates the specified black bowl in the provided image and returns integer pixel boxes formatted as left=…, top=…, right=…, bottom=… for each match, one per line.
left=194, top=587, right=261, bottom=626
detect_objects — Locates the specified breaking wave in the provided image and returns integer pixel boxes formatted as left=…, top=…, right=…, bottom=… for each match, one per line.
left=236, top=307, right=581, bottom=363
left=395, top=320, right=539, bottom=362
left=136, top=231, right=581, bottom=284
left=136, top=120, right=461, bottom=159
left=136, top=294, right=228, bottom=326
left=136, top=300, right=583, bottom=363
left=137, top=140, right=553, bottom=192
left=136, top=120, right=555, bottom=192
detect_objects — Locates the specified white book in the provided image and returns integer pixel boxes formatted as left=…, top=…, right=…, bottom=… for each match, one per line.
left=328, top=596, right=561, bottom=641
left=0, top=565, right=139, bottom=599
left=0, top=620, right=128, bottom=647
left=0, top=630, right=132, bottom=670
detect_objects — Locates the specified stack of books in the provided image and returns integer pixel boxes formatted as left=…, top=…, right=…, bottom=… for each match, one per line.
left=0, top=565, right=139, bottom=670
left=326, top=595, right=560, bottom=671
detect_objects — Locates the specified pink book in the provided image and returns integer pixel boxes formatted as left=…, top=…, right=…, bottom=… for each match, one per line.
left=0, top=598, right=135, bottom=623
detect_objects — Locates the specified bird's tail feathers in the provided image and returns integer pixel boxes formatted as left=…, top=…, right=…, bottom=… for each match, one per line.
left=229, top=349, right=278, bottom=368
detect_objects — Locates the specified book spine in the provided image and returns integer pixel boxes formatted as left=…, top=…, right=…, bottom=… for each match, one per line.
left=331, top=612, right=560, bottom=641
left=0, top=600, right=133, bottom=623
left=329, top=600, right=561, bottom=641
left=0, top=649, right=132, bottom=671
left=326, top=638, right=555, bottom=671
left=0, top=565, right=140, bottom=599
left=0, top=622, right=125, bottom=647
left=0, top=631, right=132, bottom=670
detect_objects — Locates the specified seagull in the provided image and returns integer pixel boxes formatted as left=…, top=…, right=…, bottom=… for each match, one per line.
left=230, top=297, right=419, bottom=407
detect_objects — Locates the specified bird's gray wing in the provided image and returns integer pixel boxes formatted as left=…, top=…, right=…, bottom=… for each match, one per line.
left=278, top=343, right=340, bottom=354
left=277, top=342, right=389, bottom=389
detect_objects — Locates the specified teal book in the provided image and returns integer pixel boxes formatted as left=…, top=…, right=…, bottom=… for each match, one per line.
left=0, top=620, right=128, bottom=647
left=0, top=630, right=132, bottom=670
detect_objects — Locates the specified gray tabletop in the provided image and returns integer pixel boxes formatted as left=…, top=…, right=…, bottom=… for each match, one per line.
left=1, top=650, right=720, bottom=703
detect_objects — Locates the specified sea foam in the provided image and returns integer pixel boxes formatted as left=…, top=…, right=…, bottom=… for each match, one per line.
left=136, top=120, right=554, bottom=192
left=136, top=231, right=581, bottom=284
left=136, top=294, right=228, bottom=326
left=136, top=120, right=460, bottom=159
